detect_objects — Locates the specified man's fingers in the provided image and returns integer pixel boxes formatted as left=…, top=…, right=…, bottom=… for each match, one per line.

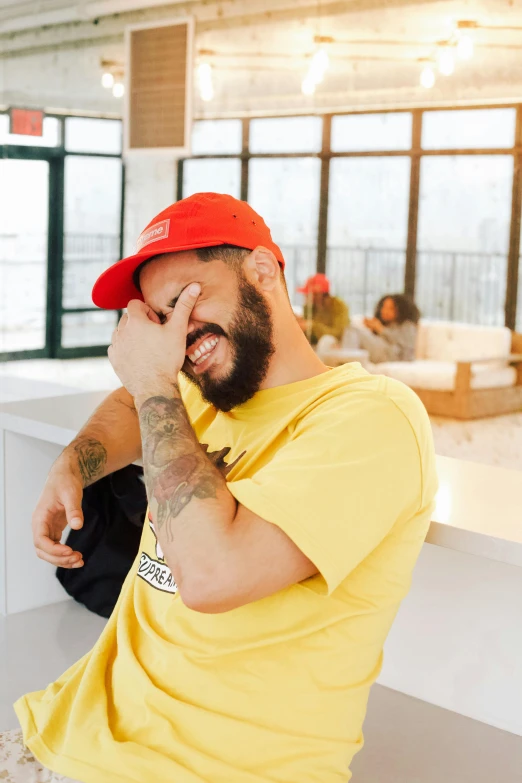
left=35, top=547, right=84, bottom=568
left=117, top=313, right=129, bottom=330
left=146, top=306, right=162, bottom=324
left=62, top=490, right=84, bottom=530
left=169, top=284, right=201, bottom=326
left=127, top=299, right=149, bottom=317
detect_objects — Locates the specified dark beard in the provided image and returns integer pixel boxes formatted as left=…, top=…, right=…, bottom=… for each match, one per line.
left=181, top=275, right=275, bottom=412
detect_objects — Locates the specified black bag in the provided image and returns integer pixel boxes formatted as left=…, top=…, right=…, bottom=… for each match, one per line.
left=56, top=465, right=147, bottom=618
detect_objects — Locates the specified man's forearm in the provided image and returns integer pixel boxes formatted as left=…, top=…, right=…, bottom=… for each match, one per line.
left=136, top=384, right=237, bottom=595
left=60, top=387, right=142, bottom=487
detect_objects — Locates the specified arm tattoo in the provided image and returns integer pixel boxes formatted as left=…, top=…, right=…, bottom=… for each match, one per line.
left=139, top=393, right=224, bottom=540
left=73, top=437, right=108, bottom=486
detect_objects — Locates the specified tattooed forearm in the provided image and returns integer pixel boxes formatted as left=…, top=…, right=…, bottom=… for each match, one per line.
left=138, top=393, right=225, bottom=540
left=73, top=437, right=108, bottom=487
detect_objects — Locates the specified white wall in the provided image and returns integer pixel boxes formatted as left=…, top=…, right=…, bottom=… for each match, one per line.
left=123, top=156, right=178, bottom=255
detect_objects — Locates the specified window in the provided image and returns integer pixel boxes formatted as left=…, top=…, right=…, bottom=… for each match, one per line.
left=416, top=155, right=513, bottom=325
left=0, top=160, right=49, bottom=352
left=191, top=120, right=242, bottom=155
left=65, top=117, right=122, bottom=154
left=331, top=112, right=412, bottom=152
left=250, top=116, right=322, bottom=154
left=182, top=159, right=241, bottom=199
left=421, top=109, right=516, bottom=150
left=177, top=106, right=522, bottom=332
left=248, top=158, right=320, bottom=301
left=61, top=311, right=119, bottom=348
left=327, top=157, right=410, bottom=314
left=63, top=156, right=122, bottom=311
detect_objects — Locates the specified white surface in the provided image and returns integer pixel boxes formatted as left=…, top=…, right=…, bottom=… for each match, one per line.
left=430, top=455, right=522, bottom=567
left=3, top=432, right=68, bottom=614
left=0, top=600, right=106, bottom=732
left=380, top=543, right=522, bottom=736
left=0, top=375, right=80, bottom=403
left=0, top=390, right=109, bottom=447
left=378, top=359, right=517, bottom=391
left=0, top=357, right=121, bottom=392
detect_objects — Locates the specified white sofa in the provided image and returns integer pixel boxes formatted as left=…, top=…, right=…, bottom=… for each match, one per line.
left=377, top=321, right=517, bottom=391
left=318, top=319, right=522, bottom=419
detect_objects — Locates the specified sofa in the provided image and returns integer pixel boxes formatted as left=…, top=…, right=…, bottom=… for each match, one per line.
left=319, top=320, right=522, bottom=420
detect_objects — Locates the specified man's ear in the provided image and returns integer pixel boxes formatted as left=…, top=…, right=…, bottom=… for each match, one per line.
left=243, top=246, right=280, bottom=291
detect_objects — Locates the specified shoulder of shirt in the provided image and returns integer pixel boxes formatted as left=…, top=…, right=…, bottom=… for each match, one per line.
left=306, top=366, right=430, bottom=440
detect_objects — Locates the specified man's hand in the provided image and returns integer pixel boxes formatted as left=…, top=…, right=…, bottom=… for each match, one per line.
left=108, top=284, right=201, bottom=398
left=32, top=460, right=85, bottom=569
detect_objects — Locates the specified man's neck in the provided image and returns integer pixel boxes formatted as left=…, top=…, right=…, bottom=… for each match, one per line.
left=260, top=316, right=329, bottom=391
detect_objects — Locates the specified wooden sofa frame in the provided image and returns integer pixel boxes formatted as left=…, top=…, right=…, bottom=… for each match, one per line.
left=412, top=332, right=522, bottom=420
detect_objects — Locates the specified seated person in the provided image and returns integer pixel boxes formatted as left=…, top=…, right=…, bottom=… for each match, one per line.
left=296, top=273, right=349, bottom=345
left=343, top=293, right=420, bottom=364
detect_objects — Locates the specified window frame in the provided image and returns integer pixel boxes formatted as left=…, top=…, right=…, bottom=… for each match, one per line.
left=179, top=104, right=522, bottom=329
left=0, top=113, right=124, bottom=361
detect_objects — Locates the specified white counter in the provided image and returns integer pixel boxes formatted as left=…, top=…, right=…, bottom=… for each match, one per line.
left=429, top=456, right=522, bottom=567
left=1, top=390, right=520, bottom=570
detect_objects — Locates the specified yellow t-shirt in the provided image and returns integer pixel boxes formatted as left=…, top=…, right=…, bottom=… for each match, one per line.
left=15, top=363, right=437, bottom=783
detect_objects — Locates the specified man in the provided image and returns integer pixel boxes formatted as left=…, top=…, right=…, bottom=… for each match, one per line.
left=8, top=193, right=437, bottom=783
left=297, top=272, right=349, bottom=345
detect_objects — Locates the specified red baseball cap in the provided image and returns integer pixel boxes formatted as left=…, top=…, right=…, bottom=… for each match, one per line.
left=297, top=273, right=330, bottom=295
left=92, top=192, right=284, bottom=309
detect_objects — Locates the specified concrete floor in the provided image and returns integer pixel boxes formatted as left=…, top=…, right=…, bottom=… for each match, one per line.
left=1, top=600, right=521, bottom=782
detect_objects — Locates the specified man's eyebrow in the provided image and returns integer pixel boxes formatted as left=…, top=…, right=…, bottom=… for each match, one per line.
left=167, top=295, right=180, bottom=309
left=157, top=285, right=193, bottom=318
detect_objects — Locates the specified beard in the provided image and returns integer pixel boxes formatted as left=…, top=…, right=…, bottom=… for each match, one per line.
left=181, top=274, right=275, bottom=412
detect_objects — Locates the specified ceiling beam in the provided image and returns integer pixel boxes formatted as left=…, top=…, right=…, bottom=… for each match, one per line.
left=0, top=0, right=443, bottom=45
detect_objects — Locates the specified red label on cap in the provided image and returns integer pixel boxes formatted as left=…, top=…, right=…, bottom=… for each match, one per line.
left=137, top=219, right=170, bottom=251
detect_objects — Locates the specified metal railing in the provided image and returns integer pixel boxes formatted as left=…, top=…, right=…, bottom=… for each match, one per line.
left=327, top=245, right=508, bottom=326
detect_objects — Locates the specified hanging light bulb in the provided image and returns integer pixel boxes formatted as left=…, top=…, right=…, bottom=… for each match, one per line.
left=301, top=76, right=316, bottom=96
left=112, top=82, right=125, bottom=98
left=197, top=63, right=214, bottom=102
left=420, top=65, right=436, bottom=89
left=301, top=47, right=329, bottom=95
left=457, top=34, right=474, bottom=61
left=101, top=72, right=114, bottom=89
left=438, top=48, right=455, bottom=76
left=309, top=49, right=329, bottom=84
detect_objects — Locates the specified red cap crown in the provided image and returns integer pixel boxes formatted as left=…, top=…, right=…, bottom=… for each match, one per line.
left=92, top=192, right=284, bottom=309
left=297, top=273, right=330, bottom=295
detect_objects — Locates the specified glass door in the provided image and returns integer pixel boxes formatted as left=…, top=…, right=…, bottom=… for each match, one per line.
left=0, top=158, right=50, bottom=356
left=58, top=117, right=123, bottom=356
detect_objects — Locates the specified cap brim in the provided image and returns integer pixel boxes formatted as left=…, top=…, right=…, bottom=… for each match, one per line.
left=92, top=240, right=232, bottom=309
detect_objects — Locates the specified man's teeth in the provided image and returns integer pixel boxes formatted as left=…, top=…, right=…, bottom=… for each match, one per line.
left=189, top=336, right=219, bottom=365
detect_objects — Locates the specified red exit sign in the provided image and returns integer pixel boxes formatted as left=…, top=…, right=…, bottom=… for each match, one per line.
left=9, top=108, right=44, bottom=137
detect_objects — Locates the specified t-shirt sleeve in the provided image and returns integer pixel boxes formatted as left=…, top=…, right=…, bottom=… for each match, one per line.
left=228, top=390, right=423, bottom=594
